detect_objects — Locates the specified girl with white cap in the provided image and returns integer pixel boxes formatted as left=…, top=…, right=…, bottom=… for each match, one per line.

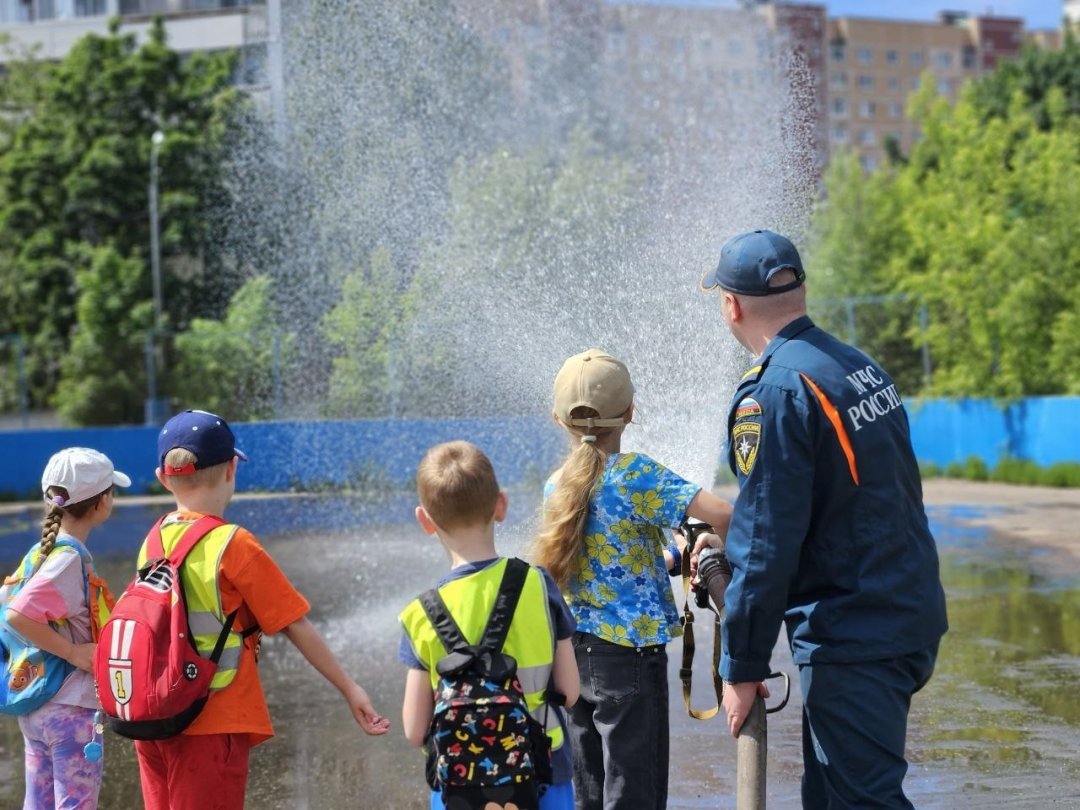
left=533, top=350, right=733, bottom=810
left=1, top=447, right=129, bottom=809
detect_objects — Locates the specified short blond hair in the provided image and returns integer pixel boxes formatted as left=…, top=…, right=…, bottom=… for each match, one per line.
left=161, top=448, right=229, bottom=490
left=416, top=441, right=500, bottom=532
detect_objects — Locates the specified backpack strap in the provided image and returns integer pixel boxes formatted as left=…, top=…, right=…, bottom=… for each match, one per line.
left=146, top=515, right=227, bottom=567
left=477, top=558, right=529, bottom=655
left=145, top=514, right=238, bottom=665
left=419, top=558, right=530, bottom=673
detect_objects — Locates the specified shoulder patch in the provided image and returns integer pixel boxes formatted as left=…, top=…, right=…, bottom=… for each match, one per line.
left=734, top=397, right=762, bottom=420
left=731, top=397, right=762, bottom=476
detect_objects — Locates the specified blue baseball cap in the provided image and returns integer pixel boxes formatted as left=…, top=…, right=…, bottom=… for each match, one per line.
left=701, top=229, right=805, bottom=296
left=158, top=409, right=248, bottom=475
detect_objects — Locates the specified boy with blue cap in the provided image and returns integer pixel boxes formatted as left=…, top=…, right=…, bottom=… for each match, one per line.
left=131, top=409, right=390, bottom=810
left=696, top=231, right=948, bottom=809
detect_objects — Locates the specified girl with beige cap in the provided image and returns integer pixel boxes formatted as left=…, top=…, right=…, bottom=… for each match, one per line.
left=533, top=349, right=732, bottom=810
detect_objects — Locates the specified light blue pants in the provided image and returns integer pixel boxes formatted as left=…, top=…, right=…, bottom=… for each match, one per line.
left=18, top=702, right=102, bottom=810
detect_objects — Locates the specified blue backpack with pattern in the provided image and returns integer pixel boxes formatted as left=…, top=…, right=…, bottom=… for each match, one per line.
left=0, top=540, right=92, bottom=715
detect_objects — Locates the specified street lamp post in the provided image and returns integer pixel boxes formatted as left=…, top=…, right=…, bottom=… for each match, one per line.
left=149, top=129, right=165, bottom=334
left=146, top=129, right=166, bottom=425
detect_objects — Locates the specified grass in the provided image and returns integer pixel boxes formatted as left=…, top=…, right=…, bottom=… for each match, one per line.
left=921, top=455, right=1080, bottom=488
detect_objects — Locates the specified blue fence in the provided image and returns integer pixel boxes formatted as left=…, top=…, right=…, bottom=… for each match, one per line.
left=907, top=397, right=1080, bottom=469
left=0, top=417, right=567, bottom=499
left=1, top=398, right=1079, bottom=498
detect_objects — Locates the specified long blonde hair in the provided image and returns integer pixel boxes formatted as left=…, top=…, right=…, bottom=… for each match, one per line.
left=532, top=407, right=620, bottom=589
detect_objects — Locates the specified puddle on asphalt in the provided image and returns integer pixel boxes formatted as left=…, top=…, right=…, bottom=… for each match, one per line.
left=2, top=498, right=1079, bottom=808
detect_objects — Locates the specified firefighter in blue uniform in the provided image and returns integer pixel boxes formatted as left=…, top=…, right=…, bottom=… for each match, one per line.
left=697, top=230, right=948, bottom=809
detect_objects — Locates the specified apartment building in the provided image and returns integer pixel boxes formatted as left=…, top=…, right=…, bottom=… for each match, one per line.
left=0, top=0, right=268, bottom=72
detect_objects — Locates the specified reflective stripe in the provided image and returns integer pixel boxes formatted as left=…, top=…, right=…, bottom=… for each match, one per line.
left=188, top=612, right=228, bottom=636
left=517, top=663, right=551, bottom=697
left=142, top=521, right=244, bottom=690
left=801, top=373, right=860, bottom=486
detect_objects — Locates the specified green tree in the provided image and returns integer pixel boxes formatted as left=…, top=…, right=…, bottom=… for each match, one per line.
left=894, top=83, right=1080, bottom=396
left=54, top=245, right=153, bottom=424
left=0, top=19, right=243, bottom=422
left=970, top=34, right=1080, bottom=128
left=806, top=151, right=926, bottom=394
left=808, top=68, right=1080, bottom=398
left=321, top=248, right=418, bottom=419
left=172, top=276, right=292, bottom=421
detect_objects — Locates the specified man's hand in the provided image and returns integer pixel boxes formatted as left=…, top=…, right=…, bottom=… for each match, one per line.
left=688, top=532, right=723, bottom=578
left=722, top=680, right=769, bottom=737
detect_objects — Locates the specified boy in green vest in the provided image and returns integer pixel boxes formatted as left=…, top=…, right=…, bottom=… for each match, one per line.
left=399, top=440, right=580, bottom=810
left=134, top=409, right=390, bottom=810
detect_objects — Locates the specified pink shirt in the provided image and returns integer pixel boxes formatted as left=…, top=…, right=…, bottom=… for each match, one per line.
left=8, top=535, right=97, bottom=709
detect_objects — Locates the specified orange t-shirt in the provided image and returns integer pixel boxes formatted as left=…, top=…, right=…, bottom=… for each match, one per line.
left=161, top=512, right=310, bottom=745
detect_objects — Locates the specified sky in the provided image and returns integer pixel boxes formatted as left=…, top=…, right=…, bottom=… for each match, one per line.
left=633, top=1, right=1065, bottom=30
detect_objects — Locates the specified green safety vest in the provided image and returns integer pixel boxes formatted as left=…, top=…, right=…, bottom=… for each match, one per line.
left=399, top=558, right=564, bottom=750
left=137, top=520, right=244, bottom=690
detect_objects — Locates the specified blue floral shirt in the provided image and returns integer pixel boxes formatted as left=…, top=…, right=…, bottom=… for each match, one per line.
left=545, top=452, right=700, bottom=647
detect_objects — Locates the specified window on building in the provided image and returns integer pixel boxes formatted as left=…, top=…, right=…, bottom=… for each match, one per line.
left=673, top=61, right=687, bottom=81
left=888, top=101, right=903, bottom=118
left=830, top=71, right=848, bottom=90
left=911, top=76, right=921, bottom=90
left=673, top=36, right=688, bottom=55
left=830, top=41, right=846, bottom=62
left=887, top=77, right=900, bottom=91
left=962, top=46, right=977, bottom=69
left=886, top=49, right=899, bottom=65
left=639, top=33, right=656, bottom=54
left=858, top=47, right=873, bottom=64
left=860, top=128, right=877, bottom=146
left=728, top=38, right=744, bottom=56
left=833, top=124, right=848, bottom=143
left=858, top=74, right=874, bottom=90
left=607, top=30, right=627, bottom=55
left=641, top=64, right=658, bottom=82
left=860, top=154, right=879, bottom=172
left=935, top=50, right=954, bottom=68
left=910, top=50, right=924, bottom=67
left=937, top=78, right=952, bottom=95
left=859, top=100, right=877, bottom=118
left=832, top=98, right=848, bottom=116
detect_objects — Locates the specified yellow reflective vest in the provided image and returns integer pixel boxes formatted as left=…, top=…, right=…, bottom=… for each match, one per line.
left=137, top=519, right=244, bottom=690
left=399, top=558, right=564, bottom=751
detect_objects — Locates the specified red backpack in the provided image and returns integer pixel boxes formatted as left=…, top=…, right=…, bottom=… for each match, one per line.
left=93, top=515, right=238, bottom=740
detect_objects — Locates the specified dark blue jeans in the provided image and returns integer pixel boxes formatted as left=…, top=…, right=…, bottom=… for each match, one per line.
left=800, top=642, right=940, bottom=809
left=566, top=632, right=669, bottom=810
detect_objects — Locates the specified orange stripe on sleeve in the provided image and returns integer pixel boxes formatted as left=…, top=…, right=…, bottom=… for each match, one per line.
left=800, top=373, right=860, bottom=486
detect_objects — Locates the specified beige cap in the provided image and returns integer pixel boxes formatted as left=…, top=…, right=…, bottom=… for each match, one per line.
left=553, top=349, right=634, bottom=429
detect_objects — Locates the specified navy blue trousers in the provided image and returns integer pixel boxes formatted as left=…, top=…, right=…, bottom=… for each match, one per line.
left=800, top=643, right=939, bottom=809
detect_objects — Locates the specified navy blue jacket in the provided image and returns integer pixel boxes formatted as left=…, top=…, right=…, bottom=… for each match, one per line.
left=720, top=315, right=948, bottom=683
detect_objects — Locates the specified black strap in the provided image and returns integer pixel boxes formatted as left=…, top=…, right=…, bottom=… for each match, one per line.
left=419, top=558, right=530, bottom=658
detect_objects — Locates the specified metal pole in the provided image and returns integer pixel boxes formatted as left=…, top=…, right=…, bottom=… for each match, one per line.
left=145, top=331, right=157, bottom=426
left=266, top=0, right=287, bottom=144
left=146, top=130, right=165, bottom=425
left=736, top=694, right=768, bottom=810
left=844, top=297, right=857, bottom=347
left=919, top=303, right=932, bottom=388
left=149, top=130, right=165, bottom=334
left=272, top=331, right=282, bottom=420
left=15, top=335, right=28, bottom=429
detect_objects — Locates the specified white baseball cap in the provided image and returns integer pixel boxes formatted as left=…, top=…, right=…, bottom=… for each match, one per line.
left=41, top=447, right=132, bottom=507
